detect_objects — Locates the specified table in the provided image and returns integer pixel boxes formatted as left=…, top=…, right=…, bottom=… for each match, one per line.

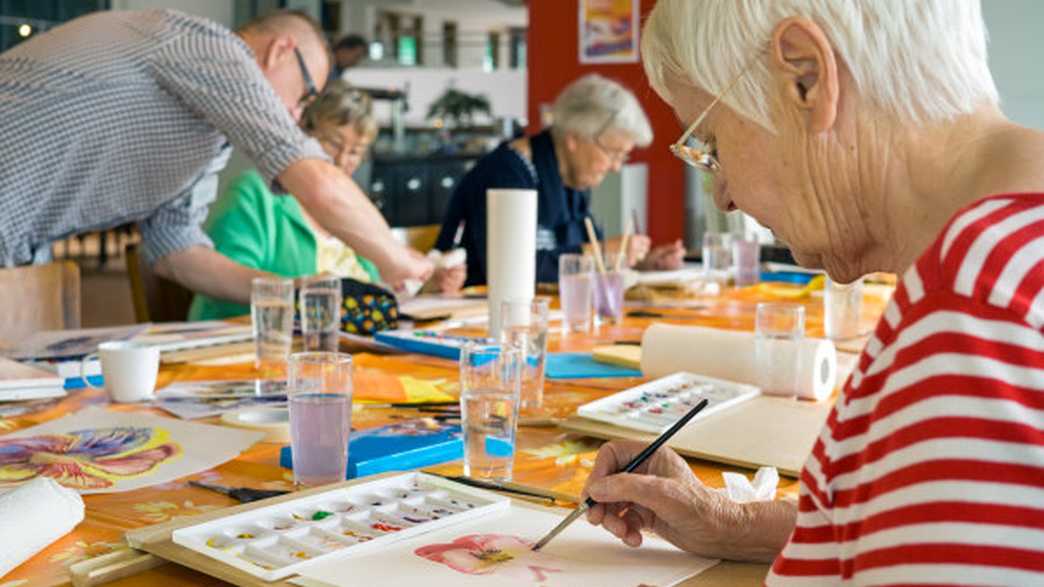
left=1, top=283, right=889, bottom=587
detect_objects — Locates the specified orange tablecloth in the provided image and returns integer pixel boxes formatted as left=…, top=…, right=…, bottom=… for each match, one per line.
left=0, top=283, right=889, bottom=587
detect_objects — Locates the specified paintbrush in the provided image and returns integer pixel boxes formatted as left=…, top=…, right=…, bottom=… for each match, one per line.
left=189, top=481, right=290, bottom=503
left=584, top=216, right=620, bottom=319
left=530, top=398, right=710, bottom=551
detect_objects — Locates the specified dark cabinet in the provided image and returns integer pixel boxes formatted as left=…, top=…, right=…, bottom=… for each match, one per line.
left=368, top=155, right=477, bottom=227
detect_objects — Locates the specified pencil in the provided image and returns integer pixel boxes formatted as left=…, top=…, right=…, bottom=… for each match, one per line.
left=530, top=397, right=710, bottom=551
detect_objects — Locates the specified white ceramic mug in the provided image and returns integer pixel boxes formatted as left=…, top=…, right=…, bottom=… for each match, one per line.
left=81, top=341, right=160, bottom=403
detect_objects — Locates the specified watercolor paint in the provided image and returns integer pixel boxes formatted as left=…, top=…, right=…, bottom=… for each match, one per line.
left=172, top=472, right=509, bottom=582
left=577, top=372, right=761, bottom=434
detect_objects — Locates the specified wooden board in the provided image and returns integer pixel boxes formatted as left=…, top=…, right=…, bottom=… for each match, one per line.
left=124, top=472, right=767, bottom=586
left=561, top=395, right=833, bottom=477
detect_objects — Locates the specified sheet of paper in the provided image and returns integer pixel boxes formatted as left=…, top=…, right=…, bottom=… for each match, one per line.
left=294, top=504, right=717, bottom=587
left=2, top=325, right=148, bottom=360
left=0, top=406, right=263, bottom=493
left=399, top=296, right=488, bottom=320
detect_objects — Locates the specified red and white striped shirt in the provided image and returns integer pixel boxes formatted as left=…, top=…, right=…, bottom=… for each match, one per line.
left=768, top=193, right=1044, bottom=585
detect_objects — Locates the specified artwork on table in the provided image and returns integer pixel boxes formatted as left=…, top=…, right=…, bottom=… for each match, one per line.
left=3, top=325, right=147, bottom=361
left=0, top=407, right=263, bottom=493
left=156, top=380, right=287, bottom=419
left=579, top=0, right=640, bottom=64
left=294, top=504, right=718, bottom=587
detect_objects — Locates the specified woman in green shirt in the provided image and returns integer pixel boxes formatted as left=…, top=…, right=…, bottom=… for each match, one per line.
left=190, top=81, right=466, bottom=320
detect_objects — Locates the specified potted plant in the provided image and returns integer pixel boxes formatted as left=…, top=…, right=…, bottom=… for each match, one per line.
left=427, top=87, right=492, bottom=128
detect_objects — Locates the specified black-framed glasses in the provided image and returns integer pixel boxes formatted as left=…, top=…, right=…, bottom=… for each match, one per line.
left=294, top=47, right=319, bottom=107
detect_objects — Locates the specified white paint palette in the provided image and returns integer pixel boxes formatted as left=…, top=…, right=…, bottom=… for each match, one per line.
left=171, top=472, right=509, bottom=582
left=577, top=372, right=760, bottom=433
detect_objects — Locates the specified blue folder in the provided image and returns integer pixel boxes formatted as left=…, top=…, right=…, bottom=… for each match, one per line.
left=545, top=352, right=642, bottom=379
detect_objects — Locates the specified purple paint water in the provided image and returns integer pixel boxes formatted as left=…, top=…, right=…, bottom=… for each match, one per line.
left=289, top=393, right=351, bottom=487
left=594, top=272, right=625, bottom=323
left=559, top=273, right=594, bottom=333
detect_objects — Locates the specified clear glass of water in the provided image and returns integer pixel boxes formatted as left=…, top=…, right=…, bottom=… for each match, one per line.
left=251, top=277, right=294, bottom=379
left=499, top=298, right=550, bottom=411
left=702, top=232, right=733, bottom=292
left=558, top=253, right=594, bottom=333
left=459, top=341, right=523, bottom=482
left=732, top=238, right=761, bottom=287
left=288, top=351, right=353, bottom=487
left=824, top=276, right=864, bottom=340
left=301, top=276, right=342, bottom=352
left=755, top=303, right=806, bottom=398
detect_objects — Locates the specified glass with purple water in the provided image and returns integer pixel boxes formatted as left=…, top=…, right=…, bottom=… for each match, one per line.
left=459, top=341, right=523, bottom=482
left=593, top=253, right=626, bottom=324
left=558, top=254, right=594, bottom=333
left=288, top=352, right=353, bottom=487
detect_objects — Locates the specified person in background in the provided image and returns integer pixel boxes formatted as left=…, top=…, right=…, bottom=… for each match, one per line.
left=583, top=1, right=1044, bottom=584
left=332, top=34, right=368, bottom=78
left=435, top=74, right=687, bottom=286
left=190, top=80, right=466, bottom=321
left=0, top=9, right=431, bottom=302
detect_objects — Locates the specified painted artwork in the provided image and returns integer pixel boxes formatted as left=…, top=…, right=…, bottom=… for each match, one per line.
left=579, top=0, right=640, bottom=64
left=296, top=504, right=719, bottom=587
left=415, top=534, right=563, bottom=583
left=0, top=407, right=263, bottom=494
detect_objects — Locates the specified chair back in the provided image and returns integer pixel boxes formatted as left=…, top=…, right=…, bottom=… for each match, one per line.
left=390, top=224, right=441, bottom=253
left=0, top=262, right=81, bottom=346
left=126, top=244, right=194, bottom=323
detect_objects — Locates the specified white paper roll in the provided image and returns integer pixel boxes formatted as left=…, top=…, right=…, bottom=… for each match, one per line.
left=641, top=324, right=837, bottom=401
left=0, top=477, right=85, bottom=578
left=487, top=189, right=537, bottom=336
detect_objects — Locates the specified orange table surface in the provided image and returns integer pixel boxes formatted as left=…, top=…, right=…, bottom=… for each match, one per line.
left=1, top=283, right=889, bottom=587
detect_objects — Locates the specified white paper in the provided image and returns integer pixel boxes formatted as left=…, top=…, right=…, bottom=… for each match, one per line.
left=487, top=189, right=537, bottom=337
left=294, top=505, right=718, bottom=587
left=641, top=324, right=838, bottom=401
left=0, top=406, right=263, bottom=494
left=0, top=477, right=84, bottom=578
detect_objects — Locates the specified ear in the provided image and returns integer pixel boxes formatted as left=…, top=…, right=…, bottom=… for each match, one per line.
left=262, top=34, right=296, bottom=71
left=770, top=17, right=839, bottom=133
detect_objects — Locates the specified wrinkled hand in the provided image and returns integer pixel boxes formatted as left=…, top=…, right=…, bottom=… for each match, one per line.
left=430, top=264, right=466, bottom=295
left=582, top=441, right=753, bottom=558
left=638, top=240, right=686, bottom=271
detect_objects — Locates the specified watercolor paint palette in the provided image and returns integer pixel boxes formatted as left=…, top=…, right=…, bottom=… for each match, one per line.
left=576, top=372, right=760, bottom=433
left=171, top=472, right=509, bottom=581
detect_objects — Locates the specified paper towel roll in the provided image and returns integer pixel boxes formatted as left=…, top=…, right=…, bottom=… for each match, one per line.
left=487, top=189, right=537, bottom=336
left=641, top=324, right=837, bottom=400
left=0, top=477, right=85, bottom=577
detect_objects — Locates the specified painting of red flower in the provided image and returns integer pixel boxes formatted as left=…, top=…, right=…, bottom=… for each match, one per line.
left=415, top=534, right=563, bottom=584
left=0, top=426, right=180, bottom=490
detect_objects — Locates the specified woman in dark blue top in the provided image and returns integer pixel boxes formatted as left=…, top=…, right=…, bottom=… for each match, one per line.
left=435, top=74, right=686, bottom=285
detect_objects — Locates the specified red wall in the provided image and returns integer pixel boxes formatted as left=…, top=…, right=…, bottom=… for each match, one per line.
left=527, top=0, right=683, bottom=243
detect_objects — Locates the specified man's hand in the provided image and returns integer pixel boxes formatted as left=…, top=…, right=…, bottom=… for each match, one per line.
left=154, top=246, right=269, bottom=304
left=582, top=440, right=795, bottom=562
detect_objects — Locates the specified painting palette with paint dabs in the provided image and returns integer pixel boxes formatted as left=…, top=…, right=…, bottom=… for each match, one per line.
left=171, top=472, right=508, bottom=582
left=576, top=372, right=760, bottom=433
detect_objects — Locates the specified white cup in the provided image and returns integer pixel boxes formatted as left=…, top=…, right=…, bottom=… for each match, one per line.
left=81, top=341, right=160, bottom=403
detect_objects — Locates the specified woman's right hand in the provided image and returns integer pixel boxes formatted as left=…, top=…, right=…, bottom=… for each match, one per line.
left=582, top=441, right=789, bottom=561
left=383, top=247, right=434, bottom=289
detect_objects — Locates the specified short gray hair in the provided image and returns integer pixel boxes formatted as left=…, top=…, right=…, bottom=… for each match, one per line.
left=551, top=74, right=653, bottom=147
left=642, top=0, right=999, bottom=131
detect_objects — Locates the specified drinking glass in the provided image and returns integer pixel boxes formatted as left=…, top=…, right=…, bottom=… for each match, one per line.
left=702, top=232, right=733, bottom=291
left=459, top=341, right=523, bottom=482
left=593, top=253, right=626, bottom=325
left=558, top=254, right=594, bottom=333
left=824, top=276, right=864, bottom=340
left=288, top=351, right=353, bottom=487
left=251, top=277, right=294, bottom=380
left=499, top=298, right=550, bottom=410
left=732, top=238, right=761, bottom=287
left=301, top=276, right=342, bottom=352
left=755, top=303, right=805, bottom=398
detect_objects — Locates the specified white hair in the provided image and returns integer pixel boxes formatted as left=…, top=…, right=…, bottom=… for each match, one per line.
left=551, top=74, right=654, bottom=147
left=642, top=0, right=1000, bottom=131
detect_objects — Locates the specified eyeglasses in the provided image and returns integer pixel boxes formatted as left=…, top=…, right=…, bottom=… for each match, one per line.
left=294, top=47, right=319, bottom=107
left=591, top=111, right=632, bottom=166
left=670, top=53, right=760, bottom=174
left=319, top=134, right=371, bottom=160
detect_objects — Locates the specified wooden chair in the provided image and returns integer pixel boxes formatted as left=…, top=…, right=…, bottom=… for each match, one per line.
left=0, top=262, right=81, bottom=347
left=390, top=224, right=442, bottom=253
left=125, top=244, right=194, bottom=323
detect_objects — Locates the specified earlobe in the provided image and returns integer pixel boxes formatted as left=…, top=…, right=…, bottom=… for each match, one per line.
left=770, top=17, right=839, bottom=133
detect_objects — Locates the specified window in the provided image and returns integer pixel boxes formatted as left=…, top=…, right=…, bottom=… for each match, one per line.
left=442, top=21, right=457, bottom=68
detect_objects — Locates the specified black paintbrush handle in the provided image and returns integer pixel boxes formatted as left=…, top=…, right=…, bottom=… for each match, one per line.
left=583, top=398, right=709, bottom=508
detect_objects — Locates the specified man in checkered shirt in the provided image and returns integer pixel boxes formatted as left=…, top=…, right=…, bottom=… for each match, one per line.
left=0, top=9, right=432, bottom=302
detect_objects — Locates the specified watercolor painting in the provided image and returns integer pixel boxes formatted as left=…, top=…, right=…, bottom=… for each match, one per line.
left=0, top=407, right=263, bottom=493
left=415, top=534, right=563, bottom=584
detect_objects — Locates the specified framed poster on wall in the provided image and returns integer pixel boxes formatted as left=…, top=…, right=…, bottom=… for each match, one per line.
left=579, top=0, right=640, bottom=63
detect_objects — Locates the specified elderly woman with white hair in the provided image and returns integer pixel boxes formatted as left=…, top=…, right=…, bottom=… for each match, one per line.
left=435, top=74, right=686, bottom=285
left=582, top=1, right=1044, bottom=584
